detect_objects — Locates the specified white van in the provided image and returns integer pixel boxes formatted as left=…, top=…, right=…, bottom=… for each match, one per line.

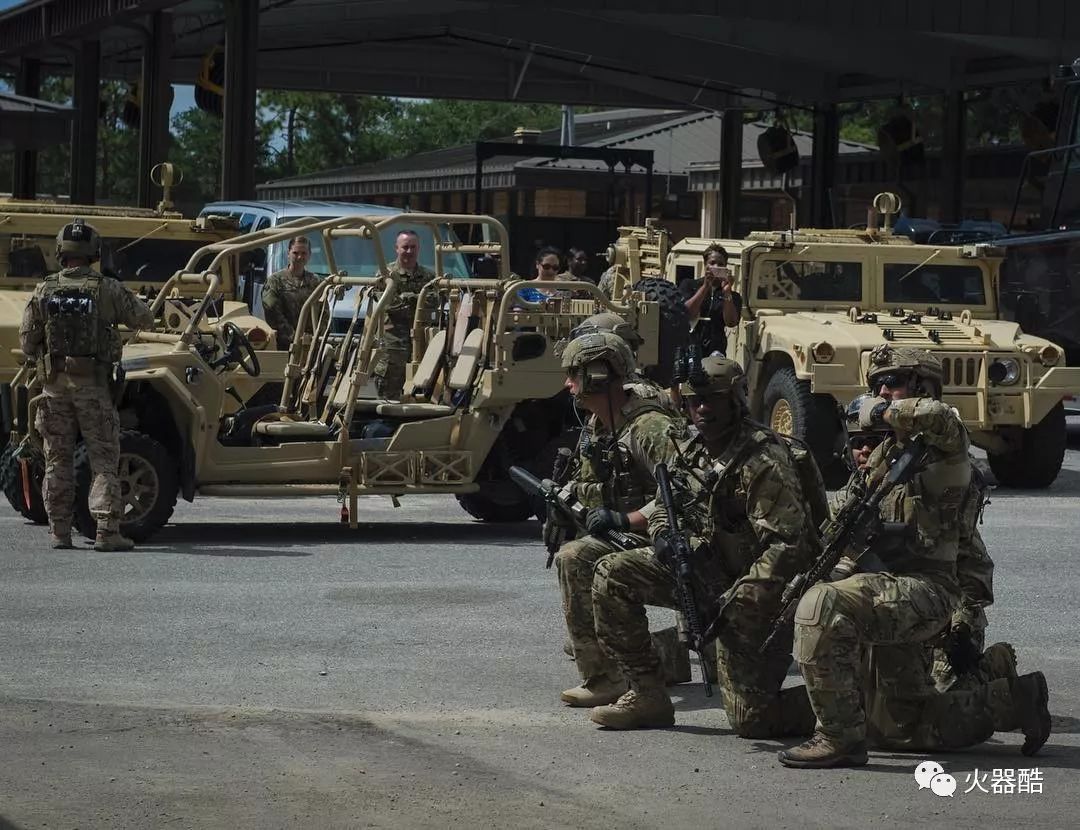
left=197, top=200, right=472, bottom=330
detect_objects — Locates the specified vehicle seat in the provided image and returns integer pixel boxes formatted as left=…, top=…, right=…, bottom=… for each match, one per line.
left=374, top=328, right=485, bottom=418
left=252, top=419, right=333, bottom=440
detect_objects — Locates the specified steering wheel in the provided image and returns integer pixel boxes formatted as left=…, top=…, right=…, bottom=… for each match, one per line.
left=217, top=321, right=261, bottom=377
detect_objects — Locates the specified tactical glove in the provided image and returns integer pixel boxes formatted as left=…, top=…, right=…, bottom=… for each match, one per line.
left=946, top=622, right=982, bottom=676
left=858, top=395, right=891, bottom=430
left=585, top=507, right=630, bottom=534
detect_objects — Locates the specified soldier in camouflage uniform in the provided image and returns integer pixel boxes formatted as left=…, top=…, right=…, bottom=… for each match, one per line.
left=779, top=346, right=1051, bottom=768
left=554, top=312, right=690, bottom=684
left=19, top=220, right=154, bottom=551
left=588, top=357, right=820, bottom=732
left=374, top=230, right=437, bottom=399
left=262, top=236, right=320, bottom=352
left=551, top=331, right=684, bottom=709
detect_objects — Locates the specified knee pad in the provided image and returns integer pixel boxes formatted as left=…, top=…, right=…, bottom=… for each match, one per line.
left=792, top=583, right=836, bottom=666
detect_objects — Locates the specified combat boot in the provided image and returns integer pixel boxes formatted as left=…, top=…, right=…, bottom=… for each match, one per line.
left=589, top=678, right=675, bottom=729
left=979, top=642, right=1017, bottom=681
left=561, top=674, right=626, bottom=708
left=1011, top=672, right=1051, bottom=756
left=50, top=533, right=73, bottom=550
left=777, top=732, right=869, bottom=769
left=94, top=528, right=135, bottom=552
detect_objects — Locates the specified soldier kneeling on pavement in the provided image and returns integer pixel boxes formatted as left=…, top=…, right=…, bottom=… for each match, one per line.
left=779, top=345, right=1051, bottom=768
left=586, top=356, right=823, bottom=733
left=19, top=219, right=155, bottom=551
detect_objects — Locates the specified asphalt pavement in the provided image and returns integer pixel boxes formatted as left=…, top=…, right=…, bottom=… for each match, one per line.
left=1, top=428, right=1079, bottom=828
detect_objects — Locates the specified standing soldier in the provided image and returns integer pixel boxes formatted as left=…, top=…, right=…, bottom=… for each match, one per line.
left=19, top=219, right=154, bottom=551
left=551, top=331, right=683, bottom=708
left=588, top=357, right=821, bottom=733
left=262, top=236, right=319, bottom=352
left=374, top=230, right=437, bottom=399
left=779, top=346, right=1050, bottom=768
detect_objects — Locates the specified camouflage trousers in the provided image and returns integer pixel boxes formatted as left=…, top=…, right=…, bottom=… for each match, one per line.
left=864, top=639, right=1016, bottom=751
left=592, top=547, right=815, bottom=738
left=555, top=535, right=624, bottom=680
left=35, top=380, right=121, bottom=536
left=374, top=347, right=408, bottom=400
left=792, top=570, right=1009, bottom=746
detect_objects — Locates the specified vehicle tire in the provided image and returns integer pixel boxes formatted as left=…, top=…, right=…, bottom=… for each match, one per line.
left=73, top=430, right=179, bottom=542
left=762, top=367, right=847, bottom=489
left=1, top=441, right=48, bottom=523
left=632, top=278, right=690, bottom=389
left=456, top=490, right=535, bottom=523
left=987, top=402, right=1066, bottom=489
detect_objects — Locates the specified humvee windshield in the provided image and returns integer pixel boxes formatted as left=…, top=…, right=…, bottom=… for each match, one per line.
left=755, top=259, right=863, bottom=303
left=883, top=263, right=986, bottom=306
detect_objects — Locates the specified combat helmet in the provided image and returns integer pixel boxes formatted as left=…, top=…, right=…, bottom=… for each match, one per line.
left=569, top=311, right=644, bottom=349
left=866, top=344, right=943, bottom=395
left=843, top=393, right=888, bottom=469
left=561, top=330, right=636, bottom=389
left=55, top=218, right=101, bottom=263
left=680, top=355, right=748, bottom=407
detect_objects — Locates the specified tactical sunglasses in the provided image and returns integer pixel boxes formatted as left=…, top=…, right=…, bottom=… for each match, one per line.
left=870, top=373, right=910, bottom=393
left=847, top=433, right=884, bottom=451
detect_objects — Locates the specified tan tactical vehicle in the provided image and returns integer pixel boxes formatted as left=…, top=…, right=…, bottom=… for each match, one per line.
left=7, top=213, right=671, bottom=541
left=609, top=200, right=1080, bottom=488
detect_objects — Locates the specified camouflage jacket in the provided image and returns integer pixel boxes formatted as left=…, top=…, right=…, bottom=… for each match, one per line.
left=20, top=266, right=153, bottom=384
left=262, top=267, right=320, bottom=346
left=649, top=420, right=816, bottom=600
left=381, top=262, right=437, bottom=352
left=568, top=388, right=683, bottom=518
left=570, top=381, right=681, bottom=513
left=861, top=397, right=970, bottom=584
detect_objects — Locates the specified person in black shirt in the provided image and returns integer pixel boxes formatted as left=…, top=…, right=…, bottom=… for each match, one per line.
left=679, top=243, right=743, bottom=356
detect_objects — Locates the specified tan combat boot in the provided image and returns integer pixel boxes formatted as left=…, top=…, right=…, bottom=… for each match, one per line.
left=979, top=642, right=1017, bottom=681
left=777, top=732, right=869, bottom=768
left=588, top=677, right=675, bottom=729
left=94, top=527, right=135, bottom=552
left=1012, top=672, right=1051, bottom=756
left=560, top=674, right=626, bottom=708
left=50, top=532, right=73, bottom=550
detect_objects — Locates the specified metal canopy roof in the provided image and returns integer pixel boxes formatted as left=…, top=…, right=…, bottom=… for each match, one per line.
left=0, top=90, right=73, bottom=150
left=0, top=0, right=1075, bottom=109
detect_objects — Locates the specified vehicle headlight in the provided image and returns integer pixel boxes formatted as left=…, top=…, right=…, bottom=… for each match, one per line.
left=811, top=341, right=835, bottom=363
left=1039, top=345, right=1061, bottom=367
left=987, top=358, right=1021, bottom=385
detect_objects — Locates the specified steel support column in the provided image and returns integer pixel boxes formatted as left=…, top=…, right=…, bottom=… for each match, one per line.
left=719, top=110, right=743, bottom=238
left=11, top=57, right=40, bottom=199
left=941, top=90, right=966, bottom=223
left=810, top=104, right=839, bottom=227
left=138, top=10, right=173, bottom=208
left=69, top=39, right=100, bottom=204
left=221, top=0, right=259, bottom=200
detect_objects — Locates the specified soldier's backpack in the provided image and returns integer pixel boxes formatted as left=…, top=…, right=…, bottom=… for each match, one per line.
left=42, top=272, right=103, bottom=358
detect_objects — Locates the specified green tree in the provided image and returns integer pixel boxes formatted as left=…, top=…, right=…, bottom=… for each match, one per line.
left=386, top=99, right=565, bottom=158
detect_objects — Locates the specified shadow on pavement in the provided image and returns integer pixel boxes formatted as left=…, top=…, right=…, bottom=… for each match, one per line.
left=0, top=816, right=23, bottom=830
left=150, top=520, right=541, bottom=549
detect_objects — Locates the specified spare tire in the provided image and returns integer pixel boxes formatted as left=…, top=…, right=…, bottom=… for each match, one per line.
left=632, top=278, right=690, bottom=388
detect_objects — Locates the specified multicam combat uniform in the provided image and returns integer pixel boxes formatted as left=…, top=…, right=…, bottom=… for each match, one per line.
left=19, top=265, right=154, bottom=546
left=374, top=262, right=437, bottom=399
left=591, top=420, right=819, bottom=735
left=262, top=267, right=320, bottom=351
left=793, top=397, right=1038, bottom=753
left=556, top=391, right=682, bottom=684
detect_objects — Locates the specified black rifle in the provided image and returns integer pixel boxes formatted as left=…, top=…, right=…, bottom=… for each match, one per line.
left=543, top=447, right=575, bottom=567
left=509, top=466, right=642, bottom=559
left=654, top=462, right=713, bottom=697
left=759, top=435, right=929, bottom=654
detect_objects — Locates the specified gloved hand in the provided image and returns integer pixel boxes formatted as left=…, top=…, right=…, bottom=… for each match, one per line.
left=946, top=622, right=982, bottom=676
left=828, top=556, right=857, bottom=582
left=585, top=507, right=630, bottom=534
left=858, top=395, right=890, bottom=430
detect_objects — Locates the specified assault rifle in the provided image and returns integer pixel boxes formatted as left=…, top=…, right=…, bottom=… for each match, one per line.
left=654, top=462, right=713, bottom=697
left=509, top=466, right=642, bottom=563
left=760, top=435, right=929, bottom=654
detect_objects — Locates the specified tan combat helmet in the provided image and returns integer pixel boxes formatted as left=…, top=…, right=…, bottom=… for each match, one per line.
left=55, top=218, right=102, bottom=264
left=569, top=311, right=645, bottom=349
left=866, top=344, right=943, bottom=395
left=561, top=330, right=637, bottom=391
